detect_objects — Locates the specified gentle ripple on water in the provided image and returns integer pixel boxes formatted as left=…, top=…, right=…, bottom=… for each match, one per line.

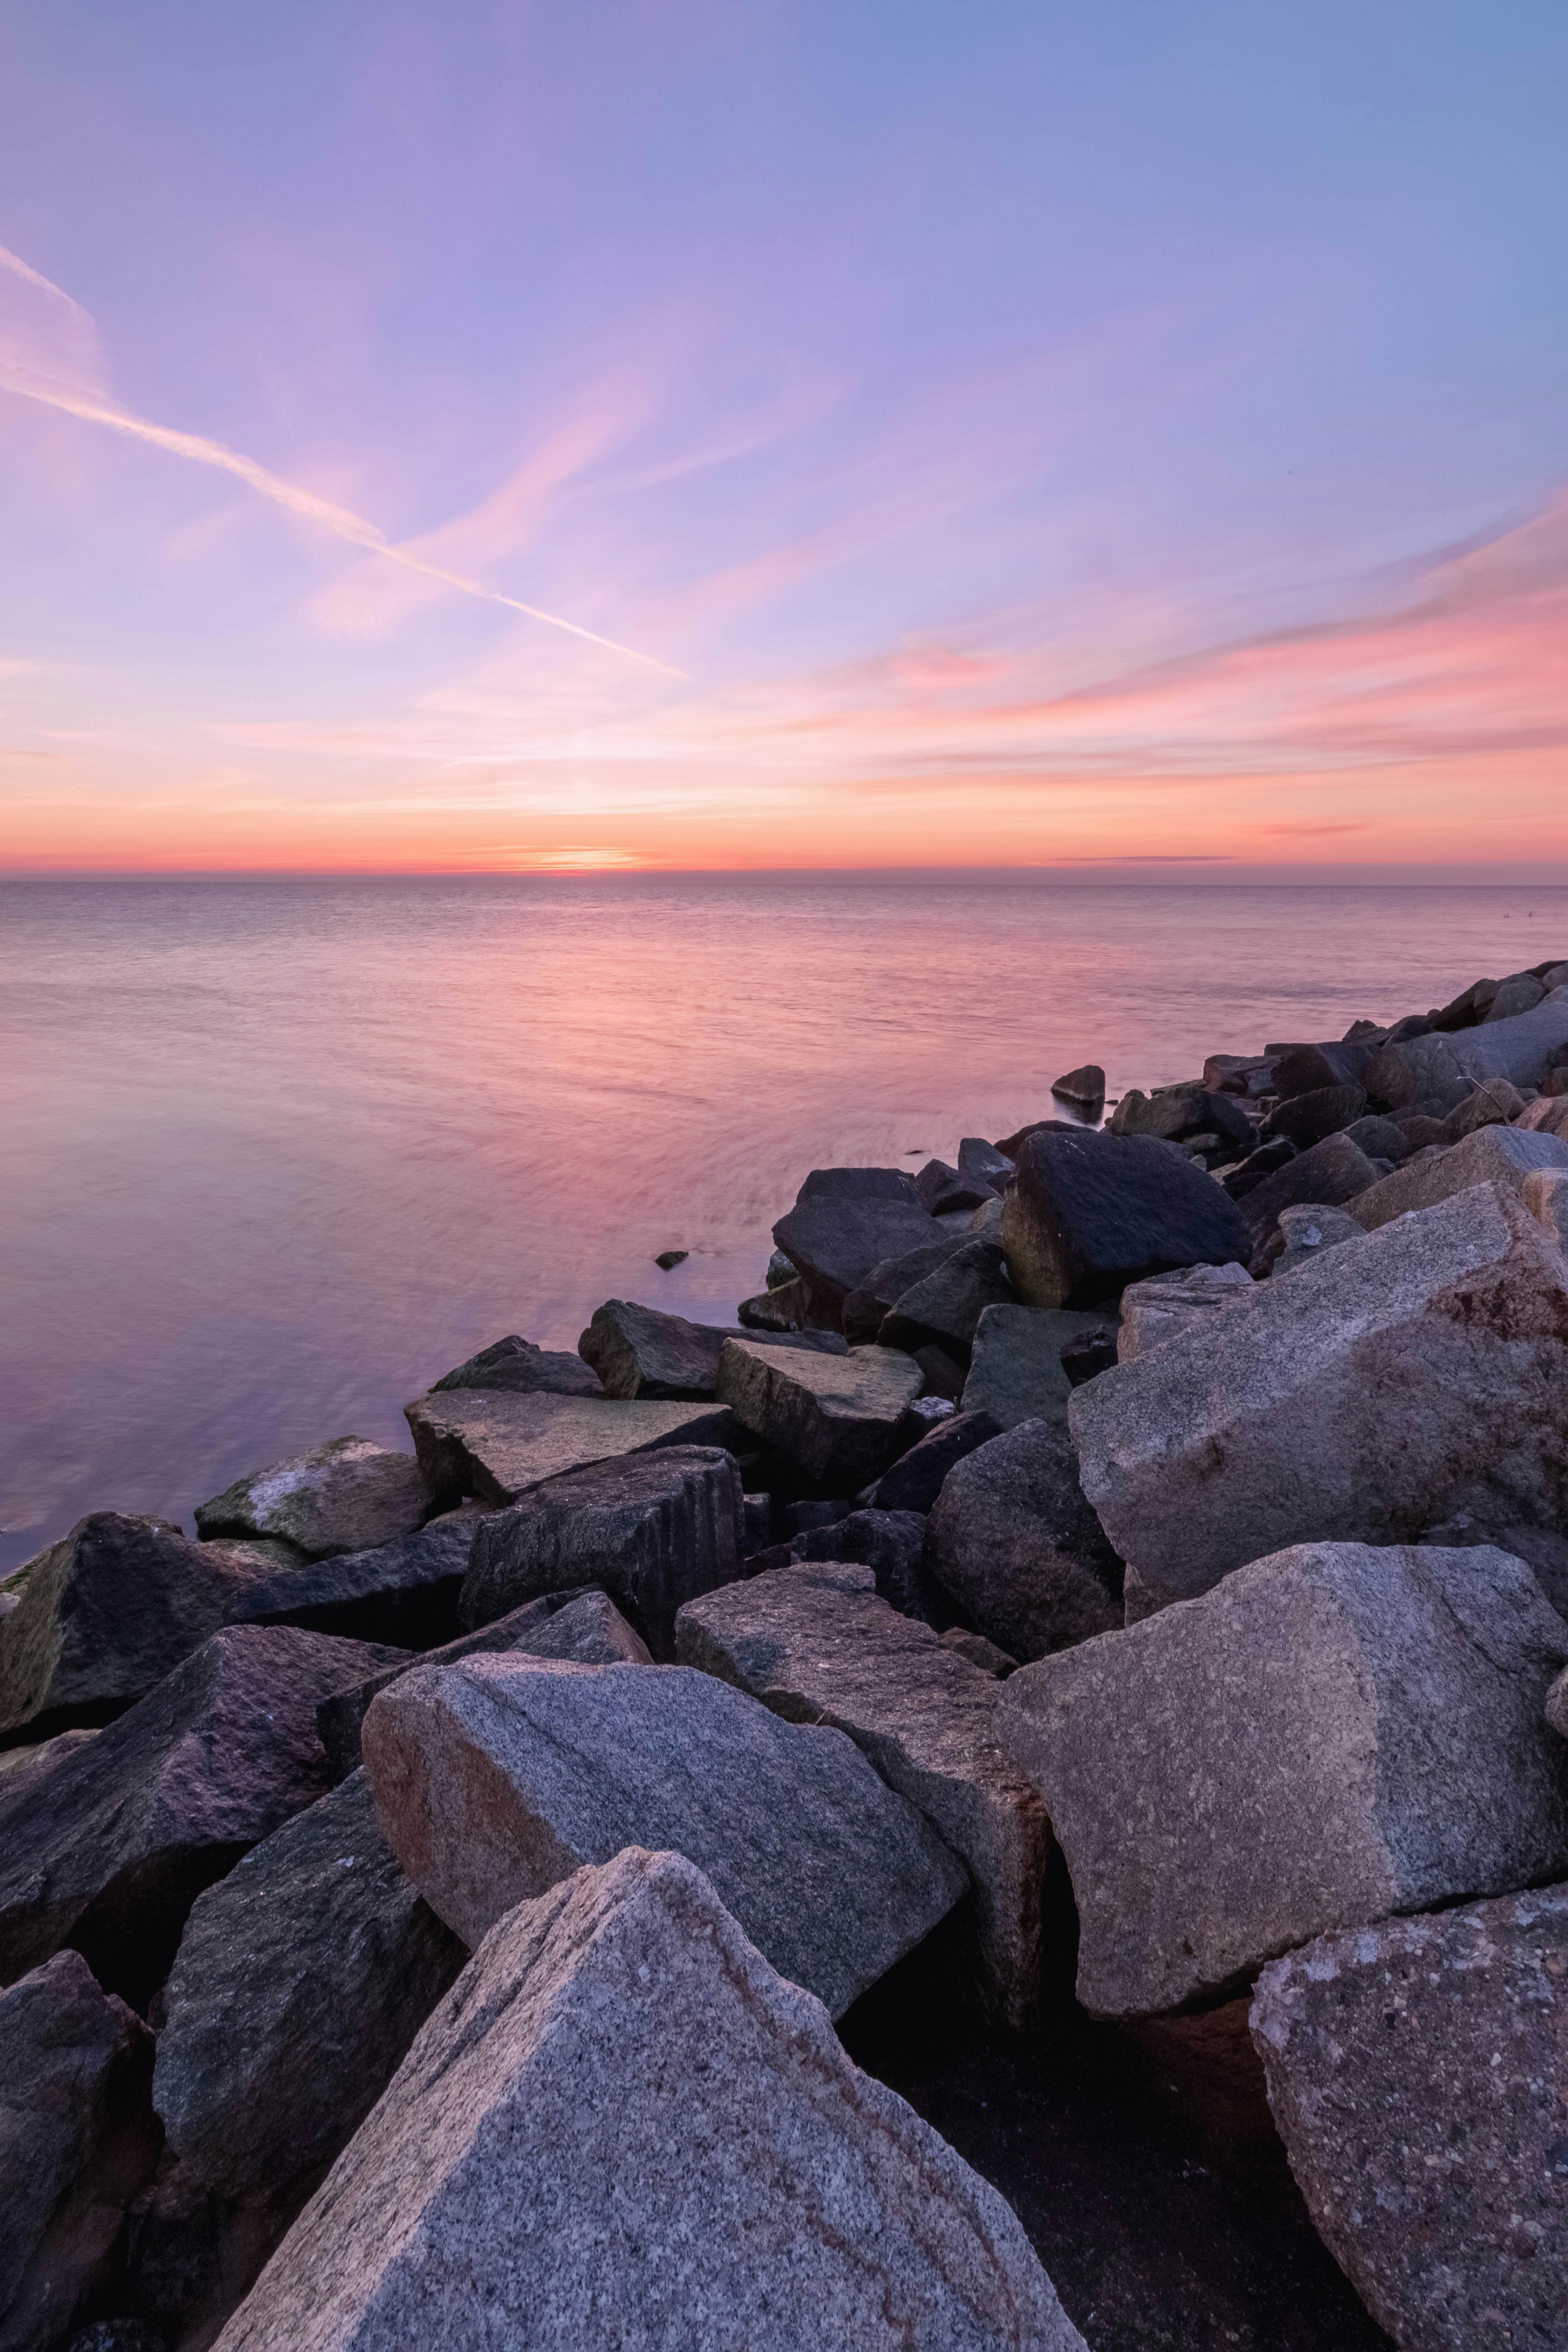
left=3, top=873, right=1565, bottom=1572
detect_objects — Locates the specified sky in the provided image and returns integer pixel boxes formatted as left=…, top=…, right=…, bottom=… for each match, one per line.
left=0, top=0, right=1564, bottom=876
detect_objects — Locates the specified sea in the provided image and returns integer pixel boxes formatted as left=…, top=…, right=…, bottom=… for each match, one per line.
left=4, top=874, right=1565, bottom=1577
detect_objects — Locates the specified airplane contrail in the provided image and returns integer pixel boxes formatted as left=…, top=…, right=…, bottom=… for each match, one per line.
left=0, top=250, right=680, bottom=676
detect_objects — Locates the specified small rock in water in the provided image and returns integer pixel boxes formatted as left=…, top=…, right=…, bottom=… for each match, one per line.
left=653, top=1248, right=688, bottom=1269
left=1051, top=1063, right=1107, bottom=1114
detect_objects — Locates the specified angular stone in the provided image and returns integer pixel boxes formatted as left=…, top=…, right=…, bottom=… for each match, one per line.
left=1440, top=1077, right=1528, bottom=1141
left=1072, top=1182, right=1568, bottom=1606
left=772, top=1168, right=945, bottom=1329
left=957, top=1136, right=1016, bottom=1187
left=927, top=1420, right=1123, bottom=1661
left=1265, top=1201, right=1366, bottom=1277
left=1523, top=1166, right=1568, bottom=1257
left=1108, top=1084, right=1253, bottom=1154
left=842, top=1239, right=967, bottom=1343
left=960, top=1302, right=1119, bottom=1430
left=459, top=1445, right=741, bottom=1656
left=195, top=1439, right=431, bottom=1560
left=1002, top=1127, right=1247, bottom=1309
left=1363, top=1030, right=1474, bottom=1113
left=913, top=1158, right=995, bottom=1215
left=1232, top=1130, right=1379, bottom=1254
left=1263, top=1084, right=1366, bottom=1148
left=0, top=1625, right=403, bottom=2007
left=1518, top=1092, right=1568, bottom=1139
left=152, top=1771, right=466, bottom=2203
left=939, top=1628, right=1019, bottom=1677
left=514, top=1584, right=653, bottom=1664
left=1349, top=1119, right=1568, bottom=1231
left=0, top=1726, right=98, bottom=1788
left=362, top=1653, right=967, bottom=2019
left=429, top=1333, right=603, bottom=1396
left=716, top=1335, right=924, bottom=1488
left=1000, top=1541, right=1568, bottom=2018
left=1051, top=1063, right=1106, bottom=1113
left=403, top=1386, right=737, bottom=1504
left=214, top=1504, right=491, bottom=1655
left=741, top=1508, right=949, bottom=1627
left=880, top=1239, right=1017, bottom=1361
left=869, top=1409, right=1003, bottom=1513
left=676, top=1563, right=1053, bottom=2028
left=1451, top=983, right=1568, bottom=1087
left=1340, top=1111, right=1413, bottom=1162
left=1269, top=1039, right=1378, bottom=1099
left=208, top=1848, right=1082, bottom=2352
left=577, top=1298, right=845, bottom=1400
left=0, top=1514, right=269, bottom=1741
left=1115, top=1261, right=1253, bottom=1361
left=1220, top=1133, right=1298, bottom=1199
left=736, top=1277, right=812, bottom=1331
left=0, top=1951, right=159, bottom=2352
left=1250, top=1885, right=1568, bottom=2352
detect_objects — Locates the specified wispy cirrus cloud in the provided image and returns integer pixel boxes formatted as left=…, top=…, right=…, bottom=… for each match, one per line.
left=0, top=245, right=678, bottom=674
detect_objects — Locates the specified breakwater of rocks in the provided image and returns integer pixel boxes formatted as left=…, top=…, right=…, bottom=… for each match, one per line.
left=2, top=954, right=1567, bottom=2352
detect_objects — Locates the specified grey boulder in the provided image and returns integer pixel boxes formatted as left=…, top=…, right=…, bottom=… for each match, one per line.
left=1450, top=982, right=1568, bottom=1089
left=459, top=1445, right=741, bottom=1656
left=1263, top=1201, right=1366, bottom=1277
left=1071, top=1181, right=1568, bottom=1606
left=428, top=1333, right=603, bottom=1396
left=0, top=1624, right=405, bottom=2008
left=880, top=1239, right=1017, bottom=1361
left=675, top=1562, right=1053, bottom=2028
left=843, top=1238, right=969, bottom=1344
left=0, top=1950, right=159, bottom=2352
left=403, top=1386, right=736, bottom=1504
left=209, top=1848, right=1083, bottom=2352
left=152, top=1770, right=466, bottom=2203
left=1115, top=1261, right=1252, bottom=1361
left=1251, top=1884, right=1568, bottom=2352
left=999, top=1540, right=1568, bottom=2018
left=577, top=1297, right=844, bottom=1399
left=926, top=1420, right=1122, bottom=1661
left=195, top=1439, right=431, bottom=1560
left=1349, top=1119, right=1568, bottom=1231
left=362, top=1653, right=966, bottom=2020
left=1230, top=1131, right=1380, bottom=1252
left=772, top=1167, right=946, bottom=1330
left=1001, top=1126, right=1246, bottom=1309
left=716, top=1335, right=924, bottom=1487
left=960, top=1302, right=1116, bottom=1430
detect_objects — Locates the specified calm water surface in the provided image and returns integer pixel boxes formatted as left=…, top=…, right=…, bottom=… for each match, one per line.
left=4, top=876, right=1566, bottom=1574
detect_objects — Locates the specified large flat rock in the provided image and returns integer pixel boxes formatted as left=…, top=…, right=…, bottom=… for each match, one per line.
left=0, top=1950, right=159, bottom=2352
left=0, top=1624, right=404, bottom=2008
left=153, top=1770, right=466, bottom=2204
left=999, top=1540, right=1568, bottom=2018
left=1001, top=1127, right=1247, bottom=1309
left=578, top=1297, right=845, bottom=1399
left=676, top=1562, right=1053, bottom=2028
left=362, top=1652, right=967, bottom=2019
left=403, top=1386, right=737, bottom=1504
left=1251, top=1883, right=1568, bottom=2351
left=1070, top=1181, right=1568, bottom=1606
left=458, top=1445, right=742, bottom=1656
left=717, top=1334, right=924, bottom=1486
left=211, top=1848, right=1082, bottom=2352
left=195, top=1438, right=431, bottom=1560
left=926, top=1420, right=1123, bottom=1661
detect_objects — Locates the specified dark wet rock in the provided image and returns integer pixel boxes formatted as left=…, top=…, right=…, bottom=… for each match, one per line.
left=908, top=1342, right=965, bottom=1399
left=1000, top=1540, right=1568, bottom=2019
left=927, top=1420, right=1122, bottom=1662
left=1071, top=1182, right=1568, bottom=1608
left=0, top=1951, right=159, bottom=2352
left=741, top=1492, right=774, bottom=1554
left=992, top=1116, right=1081, bottom=1159
left=772, top=1168, right=945, bottom=1330
left=428, top=1334, right=602, bottom=1397
left=150, top=1771, right=465, bottom=2206
left=1220, top=1133, right=1297, bottom=1199
left=218, top=1504, right=491, bottom=1652
left=958, top=1137, right=1015, bottom=1189
left=0, top=1515, right=272, bottom=1743
left=736, top=1278, right=812, bottom=1330
left=403, top=1386, right=737, bottom=1504
left=0, top=1726, right=99, bottom=1789
left=1232, top=1130, right=1379, bottom=1256
left=363, top=1654, right=967, bottom=2019
left=1057, top=1325, right=1119, bottom=1385
left=1050, top=1065, right=1106, bottom=1115
left=1349, top=1119, right=1568, bottom=1231
left=1268, top=1039, right=1379, bottom=1100
left=880, top=1239, right=1016, bottom=1361
left=458, top=1444, right=741, bottom=1657
left=960, top=1302, right=1118, bottom=1429
left=1116, top=1262, right=1253, bottom=1360
left=578, top=1297, right=844, bottom=1399
left=1002, top=1127, right=1247, bottom=1309
left=742, top=1508, right=949, bottom=1627
left=716, top=1335, right=923, bottom=1489
left=764, top=1248, right=796, bottom=1288
left=1108, top=1084, right=1254, bottom=1156
left=1261, top=1083, right=1366, bottom=1148
left=1251, top=1883, right=1568, bottom=2352
left=1203, top=1052, right=1277, bottom=1097
left=869, top=1409, right=1003, bottom=1513
left=913, top=1158, right=996, bottom=1215
left=842, top=1240, right=966, bottom=1343
left=0, top=1624, right=404, bottom=2008
left=194, top=1440, right=432, bottom=1561
left=676, top=1562, right=1053, bottom=2028
left=1339, top=1111, right=1412, bottom=1162
left=654, top=1248, right=688, bottom=1270
left=209, top=1848, right=1081, bottom=2352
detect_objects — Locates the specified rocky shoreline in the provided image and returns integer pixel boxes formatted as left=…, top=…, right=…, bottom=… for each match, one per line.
left=3, top=955, right=1567, bottom=2351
